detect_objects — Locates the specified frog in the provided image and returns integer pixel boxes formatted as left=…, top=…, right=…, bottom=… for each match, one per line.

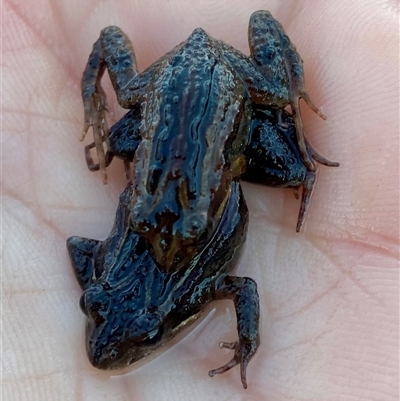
left=70, top=10, right=339, bottom=388
left=80, top=10, right=339, bottom=273
left=67, top=180, right=259, bottom=389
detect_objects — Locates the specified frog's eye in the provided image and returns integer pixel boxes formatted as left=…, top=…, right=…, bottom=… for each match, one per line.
left=142, top=326, right=164, bottom=346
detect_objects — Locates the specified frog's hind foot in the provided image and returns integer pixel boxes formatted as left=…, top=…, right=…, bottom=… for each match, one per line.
left=81, top=90, right=110, bottom=184
left=84, top=140, right=115, bottom=172
left=295, top=141, right=339, bottom=231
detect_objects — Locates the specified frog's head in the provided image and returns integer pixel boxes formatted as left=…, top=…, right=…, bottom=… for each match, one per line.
left=79, top=283, right=169, bottom=370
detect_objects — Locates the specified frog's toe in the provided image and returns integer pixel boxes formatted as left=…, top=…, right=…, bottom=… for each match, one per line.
left=208, top=341, right=251, bottom=389
left=290, top=98, right=315, bottom=171
left=307, top=140, right=340, bottom=167
left=208, top=342, right=240, bottom=380
left=296, top=171, right=316, bottom=232
left=299, top=90, right=327, bottom=121
left=84, top=141, right=115, bottom=173
left=290, top=88, right=327, bottom=171
left=295, top=142, right=339, bottom=231
left=81, top=85, right=109, bottom=135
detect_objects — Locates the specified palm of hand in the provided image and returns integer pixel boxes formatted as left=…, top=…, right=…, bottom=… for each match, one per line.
left=3, top=1, right=398, bottom=400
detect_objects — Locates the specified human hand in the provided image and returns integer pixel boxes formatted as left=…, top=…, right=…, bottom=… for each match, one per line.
left=3, top=1, right=398, bottom=400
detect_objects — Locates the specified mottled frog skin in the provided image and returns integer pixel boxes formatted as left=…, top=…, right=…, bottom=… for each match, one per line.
left=69, top=10, right=338, bottom=388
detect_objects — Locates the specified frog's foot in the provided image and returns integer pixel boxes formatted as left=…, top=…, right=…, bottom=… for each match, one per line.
left=295, top=142, right=339, bottom=232
left=290, top=89, right=327, bottom=172
left=212, top=275, right=259, bottom=388
left=84, top=141, right=115, bottom=172
left=208, top=340, right=254, bottom=389
left=81, top=90, right=110, bottom=184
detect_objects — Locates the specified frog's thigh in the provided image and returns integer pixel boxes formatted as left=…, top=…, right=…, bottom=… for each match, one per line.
left=243, top=112, right=307, bottom=187
left=66, top=236, right=100, bottom=290
left=242, top=140, right=307, bottom=187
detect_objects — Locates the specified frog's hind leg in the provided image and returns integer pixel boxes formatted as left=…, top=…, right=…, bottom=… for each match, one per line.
left=180, top=181, right=258, bottom=388
left=248, top=10, right=328, bottom=171
left=66, top=236, right=100, bottom=290
left=81, top=26, right=141, bottom=183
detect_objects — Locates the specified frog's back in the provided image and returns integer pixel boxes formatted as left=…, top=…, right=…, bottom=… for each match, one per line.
left=132, top=28, right=248, bottom=271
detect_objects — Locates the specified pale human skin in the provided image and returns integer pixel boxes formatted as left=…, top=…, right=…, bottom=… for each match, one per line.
left=3, top=0, right=399, bottom=400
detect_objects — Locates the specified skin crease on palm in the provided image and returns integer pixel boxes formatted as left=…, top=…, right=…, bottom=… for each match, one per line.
left=2, top=0, right=399, bottom=400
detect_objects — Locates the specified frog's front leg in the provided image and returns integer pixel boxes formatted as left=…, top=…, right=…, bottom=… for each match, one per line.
left=248, top=10, right=329, bottom=171
left=66, top=183, right=134, bottom=291
left=81, top=26, right=142, bottom=182
left=66, top=236, right=100, bottom=290
left=209, top=275, right=259, bottom=389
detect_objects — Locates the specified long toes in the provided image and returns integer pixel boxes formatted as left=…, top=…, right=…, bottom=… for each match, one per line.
left=296, top=171, right=316, bottom=232
left=291, top=98, right=316, bottom=171
left=219, top=341, right=236, bottom=350
left=306, top=139, right=340, bottom=167
left=208, top=357, right=238, bottom=377
left=301, top=90, right=327, bottom=120
left=240, top=359, right=249, bottom=389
